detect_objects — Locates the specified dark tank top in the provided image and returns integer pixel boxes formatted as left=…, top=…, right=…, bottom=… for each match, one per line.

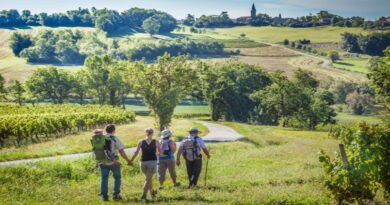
left=141, top=139, right=157, bottom=161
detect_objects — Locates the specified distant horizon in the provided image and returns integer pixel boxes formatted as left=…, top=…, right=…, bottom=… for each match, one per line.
left=1, top=0, right=389, bottom=20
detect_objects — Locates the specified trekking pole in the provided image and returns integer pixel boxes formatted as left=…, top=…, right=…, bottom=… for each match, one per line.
left=204, top=157, right=209, bottom=187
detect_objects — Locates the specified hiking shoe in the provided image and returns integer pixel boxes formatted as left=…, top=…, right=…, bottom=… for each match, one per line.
left=141, top=194, right=147, bottom=202
left=113, top=195, right=122, bottom=201
left=159, top=186, right=164, bottom=190
left=173, top=182, right=181, bottom=187
left=151, top=190, right=157, bottom=198
left=102, top=197, right=109, bottom=202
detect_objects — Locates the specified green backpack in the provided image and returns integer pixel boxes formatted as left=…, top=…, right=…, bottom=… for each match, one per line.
left=91, top=134, right=115, bottom=163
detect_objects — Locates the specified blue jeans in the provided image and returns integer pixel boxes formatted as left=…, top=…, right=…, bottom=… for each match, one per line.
left=100, top=164, right=121, bottom=199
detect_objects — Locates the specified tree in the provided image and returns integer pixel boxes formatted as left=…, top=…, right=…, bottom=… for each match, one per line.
left=71, top=70, right=88, bottom=104
left=293, top=68, right=319, bottom=89
left=9, top=32, right=32, bottom=56
left=183, top=14, right=195, bottom=26
left=342, top=32, right=361, bottom=53
left=283, top=39, right=289, bottom=46
left=8, top=80, right=25, bottom=105
left=84, top=55, right=112, bottom=104
left=25, top=66, right=73, bottom=104
left=367, top=48, right=390, bottom=111
left=346, top=91, right=374, bottom=115
left=328, top=51, right=340, bottom=62
left=201, top=60, right=271, bottom=122
left=0, top=74, right=5, bottom=100
left=130, top=54, right=197, bottom=130
left=142, top=16, right=161, bottom=35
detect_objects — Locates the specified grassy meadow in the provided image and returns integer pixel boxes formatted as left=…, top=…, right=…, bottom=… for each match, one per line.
left=214, top=26, right=373, bottom=43
left=1, top=121, right=387, bottom=204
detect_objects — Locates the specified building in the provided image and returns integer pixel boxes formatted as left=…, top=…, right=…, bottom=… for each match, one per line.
left=251, top=3, right=256, bottom=19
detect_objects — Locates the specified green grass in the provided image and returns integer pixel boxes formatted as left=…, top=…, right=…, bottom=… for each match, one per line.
left=333, top=56, right=370, bottom=74
left=126, top=105, right=210, bottom=114
left=1, top=121, right=387, bottom=204
left=0, top=116, right=208, bottom=162
left=214, top=26, right=373, bottom=43
left=335, top=112, right=383, bottom=124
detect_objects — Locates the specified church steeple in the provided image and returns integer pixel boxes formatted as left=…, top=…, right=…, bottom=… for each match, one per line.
left=251, top=3, right=256, bottom=19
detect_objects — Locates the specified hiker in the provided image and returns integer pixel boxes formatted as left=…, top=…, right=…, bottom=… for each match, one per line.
left=91, top=125, right=131, bottom=201
left=158, top=129, right=180, bottom=189
left=176, top=126, right=210, bottom=188
left=129, top=128, right=162, bottom=201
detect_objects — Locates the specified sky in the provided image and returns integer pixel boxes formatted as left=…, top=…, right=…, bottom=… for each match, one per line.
left=1, top=0, right=389, bottom=20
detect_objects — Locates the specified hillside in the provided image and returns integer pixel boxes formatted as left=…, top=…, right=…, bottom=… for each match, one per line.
left=0, top=26, right=371, bottom=83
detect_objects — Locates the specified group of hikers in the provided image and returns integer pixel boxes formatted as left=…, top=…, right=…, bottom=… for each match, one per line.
left=91, top=124, right=211, bottom=202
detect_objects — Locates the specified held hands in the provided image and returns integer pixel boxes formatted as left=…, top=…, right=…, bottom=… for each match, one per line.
left=127, top=159, right=133, bottom=166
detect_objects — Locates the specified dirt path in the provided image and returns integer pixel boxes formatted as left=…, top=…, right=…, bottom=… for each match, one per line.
left=0, top=121, right=242, bottom=168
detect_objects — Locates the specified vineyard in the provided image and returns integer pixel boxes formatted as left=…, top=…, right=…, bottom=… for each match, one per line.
left=0, top=104, right=136, bottom=147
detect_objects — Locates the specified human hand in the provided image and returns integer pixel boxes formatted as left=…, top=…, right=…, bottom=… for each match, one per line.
left=127, top=160, right=133, bottom=166
left=113, top=160, right=121, bottom=166
left=176, top=159, right=181, bottom=166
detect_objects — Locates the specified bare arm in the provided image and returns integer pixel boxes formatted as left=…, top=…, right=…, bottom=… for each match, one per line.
left=119, top=149, right=131, bottom=163
left=170, top=141, right=177, bottom=153
left=129, top=142, right=142, bottom=163
left=176, top=145, right=182, bottom=166
left=202, top=148, right=210, bottom=159
left=156, top=140, right=163, bottom=156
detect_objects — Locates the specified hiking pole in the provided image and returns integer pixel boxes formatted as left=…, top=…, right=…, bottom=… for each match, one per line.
left=204, top=155, right=209, bottom=187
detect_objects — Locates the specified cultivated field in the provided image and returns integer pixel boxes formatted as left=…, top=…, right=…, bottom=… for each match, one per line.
left=214, top=26, right=373, bottom=43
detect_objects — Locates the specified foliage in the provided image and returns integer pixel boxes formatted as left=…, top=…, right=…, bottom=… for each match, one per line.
left=328, top=51, right=340, bottom=62
left=130, top=54, right=197, bottom=130
left=346, top=91, right=374, bottom=115
left=367, top=47, right=390, bottom=110
left=84, top=55, right=130, bottom=106
left=142, top=16, right=161, bottom=35
left=251, top=70, right=336, bottom=129
left=7, top=80, right=25, bottom=105
left=25, top=66, right=74, bottom=104
left=200, top=60, right=271, bottom=122
left=194, top=11, right=233, bottom=28
left=8, top=32, right=32, bottom=56
left=0, top=104, right=135, bottom=147
left=183, top=14, right=195, bottom=26
left=342, top=32, right=390, bottom=56
left=319, top=122, right=390, bottom=204
left=19, top=29, right=85, bottom=64
left=0, top=74, right=5, bottom=100
left=93, top=9, right=122, bottom=35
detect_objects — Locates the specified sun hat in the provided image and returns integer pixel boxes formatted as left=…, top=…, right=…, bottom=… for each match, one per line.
left=189, top=126, right=200, bottom=133
left=161, top=129, right=173, bottom=138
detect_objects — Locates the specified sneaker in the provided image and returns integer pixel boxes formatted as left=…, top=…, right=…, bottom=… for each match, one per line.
left=151, top=190, right=157, bottom=198
left=173, top=182, right=181, bottom=187
left=141, top=194, right=147, bottom=202
left=102, top=197, right=109, bottom=202
left=113, top=195, right=122, bottom=201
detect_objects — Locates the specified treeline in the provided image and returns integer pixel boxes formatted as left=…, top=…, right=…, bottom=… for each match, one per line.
left=183, top=10, right=389, bottom=29
left=0, top=7, right=177, bottom=35
left=342, top=32, right=390, bottom=56
left=0, top=104, right=135, bottom=147
left=9, top=29, right=225, bottom=64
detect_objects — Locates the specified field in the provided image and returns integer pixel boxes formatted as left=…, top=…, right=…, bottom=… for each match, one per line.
left=1, top=120, right=387, bottom=204
left=0, top=25, right=372, bottom=84
left=214, top=26, right=373, bottom=43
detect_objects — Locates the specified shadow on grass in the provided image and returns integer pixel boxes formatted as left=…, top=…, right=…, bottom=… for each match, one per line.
left=335, top=61, right=354, bottom=66
left=238, top=137, right=263, bottom=148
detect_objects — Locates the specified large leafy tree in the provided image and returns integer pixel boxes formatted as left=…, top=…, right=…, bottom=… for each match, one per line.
left=130, top=54, right=197, bottom=130
left=25, top=66, right=73, bottom=104
left=84, top=55, right=130, bottom=106
left=8, top=80, right=25, bottom=105
left=9, top=32, right=32, bottom=56
left=142, top=16, right=161, bottom=35
left=201, top=60, right=271, bottom=122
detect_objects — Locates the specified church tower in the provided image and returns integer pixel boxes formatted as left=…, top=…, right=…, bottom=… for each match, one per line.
left=251, top=3, right=256, bottom=19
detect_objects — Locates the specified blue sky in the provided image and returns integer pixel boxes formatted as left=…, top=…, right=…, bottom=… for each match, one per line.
left=1, top=0, right=389, bottom=20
